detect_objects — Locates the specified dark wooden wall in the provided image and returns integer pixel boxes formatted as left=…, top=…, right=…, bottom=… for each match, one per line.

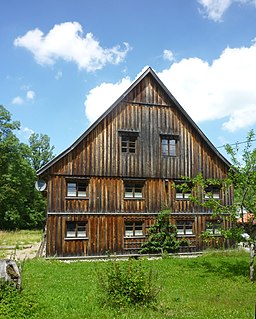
left=42, top=73, right=232, bottom=257
left=46, top=214, right=233, bottom=257
left=46, top=74, right=228, bottom=181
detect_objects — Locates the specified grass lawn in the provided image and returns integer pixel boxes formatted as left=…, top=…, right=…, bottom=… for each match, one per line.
left=0, top=230, right=43, bottom=259
left=0, top=230, right=43, bottom=247
left=8, top=250, right=254, bottom=319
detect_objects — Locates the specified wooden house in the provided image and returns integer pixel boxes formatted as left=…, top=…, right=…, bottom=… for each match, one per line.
left=37, top=67, right=233, bottom=257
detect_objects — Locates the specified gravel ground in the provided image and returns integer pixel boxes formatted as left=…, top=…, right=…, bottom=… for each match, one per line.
left=2, top=242, right=41, bottom=260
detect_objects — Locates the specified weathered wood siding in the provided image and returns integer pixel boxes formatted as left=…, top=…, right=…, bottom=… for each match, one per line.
left=42, top=72, right=233, bottom=257
left=46, top=213, right=233, bottom=257
left=46, top=74, right=228, bottom=181
left=46, top=176, right=233, bottom=213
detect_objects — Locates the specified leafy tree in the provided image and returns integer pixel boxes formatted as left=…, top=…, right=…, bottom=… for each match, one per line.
left=139, top=211, right=182, bottom=254
left=0, top=105, right=47, bottom=229
left=180, top=130, right=256, bottom=280
left=29, top=133, right=54, bottom=170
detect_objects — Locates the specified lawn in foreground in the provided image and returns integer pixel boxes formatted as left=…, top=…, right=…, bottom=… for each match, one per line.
left=19, top=251, right=256, bottom=319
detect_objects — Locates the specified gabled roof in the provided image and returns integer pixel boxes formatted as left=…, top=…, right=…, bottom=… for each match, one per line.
left=37, top=67, right=231, bottom=176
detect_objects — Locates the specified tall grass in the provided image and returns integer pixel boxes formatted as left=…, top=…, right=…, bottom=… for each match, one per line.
left=0, top=230, right=42, bottom=247
left=10, top=250, right=254, bottom=319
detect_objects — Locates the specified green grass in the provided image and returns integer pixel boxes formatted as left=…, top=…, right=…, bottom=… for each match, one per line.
left=0, top=230, right=42, bottom=247
left=8, top=250, right=254, bottom=319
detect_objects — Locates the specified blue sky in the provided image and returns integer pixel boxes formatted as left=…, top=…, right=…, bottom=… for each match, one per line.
left=1, top=0, right=256, bottom=159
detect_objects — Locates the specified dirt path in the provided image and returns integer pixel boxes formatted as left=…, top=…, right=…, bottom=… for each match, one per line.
left=2, top=242, right=41, bottom=260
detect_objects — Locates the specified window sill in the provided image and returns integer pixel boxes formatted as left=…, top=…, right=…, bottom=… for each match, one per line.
left=124, top=236, right=145, bottom=239
left=177, top=234, right=195, bottom=237
left=124, top=197, right=145, bottom=200
left=65, top=197, right=89, bottom=200
left=64, top=237, right=88, bottom=241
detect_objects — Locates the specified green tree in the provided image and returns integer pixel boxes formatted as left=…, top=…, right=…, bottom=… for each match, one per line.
left=181, top=130, right=256, bottom=280
left=29, top=133, right=54, bottom=170
left=139, top=211, right=181, bottom=254
left=0, top=105, right=46, bottom=229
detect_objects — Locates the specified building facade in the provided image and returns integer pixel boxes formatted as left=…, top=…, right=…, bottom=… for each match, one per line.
left=37, top=67, right=233, bottom=257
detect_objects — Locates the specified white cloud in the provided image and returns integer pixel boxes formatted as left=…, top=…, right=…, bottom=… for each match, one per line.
left=198, top=0, right=256, bottom=22
left=14, top=22, right=131, bottom=72
left=26, top=90, right=35, bottom=100
left=12, top=96, right=24, bottom=105
left=163, top=49, right=175, bottom=62
left=85, top=77, right=131, bottom=123
left=84, top=40, right=256, bottom=133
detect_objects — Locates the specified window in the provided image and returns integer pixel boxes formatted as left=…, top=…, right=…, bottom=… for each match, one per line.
left=124, top=183, right=143, bottom=198
left=161, top=135, right=179, bottom=156
left=204, top=186, right=220, bottom=200
left=125, top=222, right=143, bottom=237
left=121, top=135, right=137, bottom=153
left=206, top=221, right=222, bottom=235
left=176, top=221, right=193, bottom=235
left=67, top=181, right=88, bottom=197
left=66, top=221, right=87, bottom=238
left=175, top=185, right=191, bottom=199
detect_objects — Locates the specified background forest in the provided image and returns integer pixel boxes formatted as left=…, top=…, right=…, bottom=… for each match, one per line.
left=0, top=105, right=54, bottom=230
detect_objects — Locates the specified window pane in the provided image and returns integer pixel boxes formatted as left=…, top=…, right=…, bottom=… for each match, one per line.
left=134, top=185, right=142, bottom=198
left=125, top=222, right=134, bottom=237
left=206, top=222, right=213, bottom=233
left=169, top=139, right=176, bottom=156
left=77, top=183, right=87, bottom=197
left=176, top=222, right=185, bottom=235
left=129, top=141, right=136, bottom=153
left=134, top=223, right=143, bottom=236
left=184, top=192, right=191, bottom=199
left=185, top=221, right=193, bottom=234
left=176, top=191, right=183, bottom=199
left=125, top=186, right=133, bottom=198
left=66, top=222, right=76, bottom=237
left=77, top=222, right=87, bottom=237
left=67, top=183, right=76, bottom=197
left=162, top=139, right=168, bottom=155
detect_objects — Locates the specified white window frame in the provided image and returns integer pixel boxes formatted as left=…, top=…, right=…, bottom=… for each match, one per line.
left=124, top=183, right=143, bottom=199
left=66, top=221, right=87, bottom=239
left=125, top=221, right=144, bottom=237
left=176, top=221, right=194, bottom=236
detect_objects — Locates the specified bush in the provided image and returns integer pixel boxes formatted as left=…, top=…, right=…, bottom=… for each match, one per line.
left=139, top=211, right=180, bottom=254
left=98, top=258, right=159, bottom=307
left=0, top=279, right=36, bottom=318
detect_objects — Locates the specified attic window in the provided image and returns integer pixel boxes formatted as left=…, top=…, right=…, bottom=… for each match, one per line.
left=161, top=135, right=179, bottom=157
left=119, top=131, right=139, bottom=154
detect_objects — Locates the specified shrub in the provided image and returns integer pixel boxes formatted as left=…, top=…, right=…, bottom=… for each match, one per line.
left=139, top=211, right=180, bottom=254
left=0, top=279, right=36, bottom=318
left=98, top=258, right=159, bottom=307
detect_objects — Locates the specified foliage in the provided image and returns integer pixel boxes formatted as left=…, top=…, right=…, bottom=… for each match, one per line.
left=29, top=133, right=54, bottom=171
left=179, top=130, right=256, bottom=280
left=0, top=279, right=37, bottom=319
left=0, top=105, right=53, bottom=230
left=139, top=211, right=181, bottom=254
left=98, top=258, right=159, bottom=307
